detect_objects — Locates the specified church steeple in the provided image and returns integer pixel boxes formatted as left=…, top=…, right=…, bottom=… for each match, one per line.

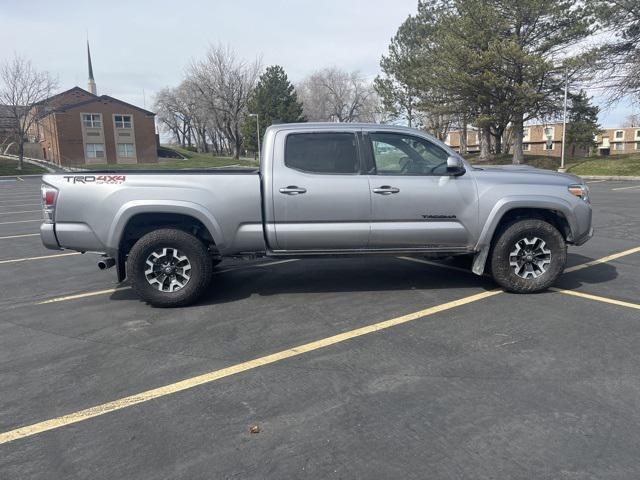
left=87, top=41, right=97, bottom=95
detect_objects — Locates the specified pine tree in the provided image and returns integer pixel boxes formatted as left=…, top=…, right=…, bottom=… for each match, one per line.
left=566, top=90, right=600, bottom=157
left=241, top=66, right=305, bottom=155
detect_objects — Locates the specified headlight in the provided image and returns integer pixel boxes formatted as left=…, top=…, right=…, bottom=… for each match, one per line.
left=568, top=184, right=589, bottom=203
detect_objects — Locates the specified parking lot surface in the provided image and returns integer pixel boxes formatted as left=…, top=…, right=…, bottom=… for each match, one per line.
left=1, top=176, right=639, bottom=479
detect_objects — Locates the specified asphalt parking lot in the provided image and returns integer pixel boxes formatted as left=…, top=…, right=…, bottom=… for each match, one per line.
left=1, top=176, right=639, bottom=479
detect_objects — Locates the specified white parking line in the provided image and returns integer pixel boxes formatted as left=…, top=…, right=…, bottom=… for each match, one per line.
left=0, top=252, right=80, bottom=265
left=0, top=210, right=40, bottom=215
left=0, top=203, right=41, bottom=208
left=0, top=233, right=39, bottom=240
left=0, top=219, right=41, bottom=225
left=612, top=185, right=640, bottom=191
left=586, top=180, right=607, bottom=184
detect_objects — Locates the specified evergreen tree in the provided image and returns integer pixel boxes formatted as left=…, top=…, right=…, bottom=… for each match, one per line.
left=241, top=65, right=305, bottom=155
left=566, top=90, right=600, bottom=157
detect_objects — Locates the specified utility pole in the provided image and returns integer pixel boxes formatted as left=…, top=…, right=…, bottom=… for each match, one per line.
left=249, top=113, right=260, bottom=161
left=559, top=68, right=569, bottom=172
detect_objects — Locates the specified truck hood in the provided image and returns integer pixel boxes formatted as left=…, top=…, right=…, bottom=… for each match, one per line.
left=471, top=164, right=583, bottom=185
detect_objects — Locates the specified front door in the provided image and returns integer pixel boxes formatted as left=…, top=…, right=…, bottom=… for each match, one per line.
left=365, top=131, right=478, bottom=250
left=271, top=130, right=371, bottom=251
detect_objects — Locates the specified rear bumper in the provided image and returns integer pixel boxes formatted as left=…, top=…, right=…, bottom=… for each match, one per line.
left=40, top=223, right=61, bottom=250
left=40, top=222, right=106, bottom=252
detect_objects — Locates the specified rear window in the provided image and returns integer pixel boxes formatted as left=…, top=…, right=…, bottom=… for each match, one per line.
left=285, top=132, right=359, bottom=174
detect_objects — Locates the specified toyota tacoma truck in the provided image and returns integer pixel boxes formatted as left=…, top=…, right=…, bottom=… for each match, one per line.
left=40, top=123, right=593, bottom=307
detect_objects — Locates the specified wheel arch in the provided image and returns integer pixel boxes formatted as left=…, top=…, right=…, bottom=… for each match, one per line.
left=108, top=202, right=224, bottom=281
left=472, top=197, right=575, bottom=275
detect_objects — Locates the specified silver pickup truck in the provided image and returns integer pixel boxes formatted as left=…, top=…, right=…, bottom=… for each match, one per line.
left=40, top=123, right=593, bottom=307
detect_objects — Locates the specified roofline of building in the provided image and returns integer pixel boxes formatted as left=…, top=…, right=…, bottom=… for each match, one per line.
left=34, top=87, right=154, bottom=117
left=32, top=86, right=97, bottom=107
left=57, top=95, right=155, bottom=116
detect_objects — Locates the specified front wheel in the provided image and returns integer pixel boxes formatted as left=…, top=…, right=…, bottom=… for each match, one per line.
left=489, top=219, right=566, bottom=293
left=127, top=228, right=213, bottom=307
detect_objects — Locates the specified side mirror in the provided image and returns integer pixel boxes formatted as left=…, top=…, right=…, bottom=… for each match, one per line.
left=447, top=156, right=466, bottom=176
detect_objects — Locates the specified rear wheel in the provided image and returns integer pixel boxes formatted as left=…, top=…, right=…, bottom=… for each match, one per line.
left=127, top=228, right=212, bottom=307
left=490, top=219, right=566, bottom=293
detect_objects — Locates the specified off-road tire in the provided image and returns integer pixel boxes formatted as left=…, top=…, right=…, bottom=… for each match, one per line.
left=490, top=219, right=566, bottom=293
left=128, top=228, right=212, bottom=307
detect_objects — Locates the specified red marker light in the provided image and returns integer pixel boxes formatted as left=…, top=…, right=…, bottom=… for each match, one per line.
left=44, top=190, right=56, bottom=206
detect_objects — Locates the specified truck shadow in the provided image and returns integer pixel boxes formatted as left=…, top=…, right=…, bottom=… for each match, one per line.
left=196, top=254, right=617, bottom=307
left=108, top=254, right=618, bottom=307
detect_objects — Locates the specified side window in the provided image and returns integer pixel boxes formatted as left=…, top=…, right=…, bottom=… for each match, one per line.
left=370, top=133, right=449, bottom=175
left=285, top=132, right=359, bottom=174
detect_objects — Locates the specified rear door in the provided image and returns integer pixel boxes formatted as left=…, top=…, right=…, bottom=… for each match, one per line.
left=364, top=131, right=478, bottom=250
left=271, top=130, right=371, bottom=251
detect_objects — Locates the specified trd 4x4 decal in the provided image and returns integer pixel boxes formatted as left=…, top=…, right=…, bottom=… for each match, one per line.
left=63, top=175, right=126, bottom=185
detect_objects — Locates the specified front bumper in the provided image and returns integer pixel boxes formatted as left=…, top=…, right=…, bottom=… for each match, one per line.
left=573, top=226, right=594, bottom=246
left=40, top=223, right=62, bottom=250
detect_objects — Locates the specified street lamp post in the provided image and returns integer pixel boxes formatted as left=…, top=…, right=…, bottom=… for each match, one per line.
left=559, top=68, right=569, bottom=172
left=249, top=113, right=260, bottom=161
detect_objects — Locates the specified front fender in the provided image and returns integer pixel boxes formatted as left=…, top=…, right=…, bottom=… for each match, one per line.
left=106, top=200, right=225, bottom=253
left=475, top=195, right=576, bottom=250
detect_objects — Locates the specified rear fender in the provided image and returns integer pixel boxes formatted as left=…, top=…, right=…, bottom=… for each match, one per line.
left=106, top=200, right=225, bottom=254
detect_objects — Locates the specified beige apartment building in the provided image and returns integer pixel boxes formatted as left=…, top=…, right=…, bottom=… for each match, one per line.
left=446, top=123, right=639, bottom=157
left=596, top=127, right=640, bottom=155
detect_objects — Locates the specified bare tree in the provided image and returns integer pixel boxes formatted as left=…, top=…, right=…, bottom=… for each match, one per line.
left=189, top=44, right=261, bottom=159
left=154, top=86, right=194, bottom=148
left=297, top=68, right=380, bottom=123
left=0, top=54, right=57, bottom=170
left=623, top=113, right=640, bottom=128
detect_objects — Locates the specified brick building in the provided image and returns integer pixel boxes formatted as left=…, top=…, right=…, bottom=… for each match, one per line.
left=27, top=43, right=157, bottom=167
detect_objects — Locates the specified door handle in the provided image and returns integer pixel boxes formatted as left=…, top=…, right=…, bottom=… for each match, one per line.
left=373, top=185, right=400, bottom=195
left=279, top=186, right=307, bottom=195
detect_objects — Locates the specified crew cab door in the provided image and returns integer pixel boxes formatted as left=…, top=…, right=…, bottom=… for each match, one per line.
left=270, top=130, right=371, bottom=251
left=364, top=131, right=478, bottom=250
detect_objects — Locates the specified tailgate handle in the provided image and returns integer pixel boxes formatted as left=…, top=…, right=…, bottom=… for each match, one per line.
left=373, top=185, right=400, bottom=195
left=279, top=186, right=307, bottom=195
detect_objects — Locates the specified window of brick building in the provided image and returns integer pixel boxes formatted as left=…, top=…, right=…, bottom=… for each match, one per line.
left=615, top=130, right=624, bottom=139
left=523, top=143, right=530, bottom=151
left=114, top=115, right=132, bottom=129
left=614, top=142, right=624, bottom=151
left=86, top=143, right=105, bottom=158
left=117, top=143, right=135, bottom=157
left=82, top=113, right=102, bottom=128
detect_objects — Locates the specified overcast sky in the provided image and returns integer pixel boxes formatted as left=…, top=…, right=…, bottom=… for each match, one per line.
left=0, top=0, right=635, bottom=126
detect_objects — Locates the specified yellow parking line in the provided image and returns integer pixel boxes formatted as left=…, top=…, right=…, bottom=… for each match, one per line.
left=550, top=288, right=640, bottom=310
left=0, top=289, right=503, bottom=445
left=35, top=259, right=300, bottom=304
left=2, top=246, right=639, bottom=445
left=564, top=246, right=640, bottom=273
left=612, top=185, right=640, bottom=191
left=0, top=233, right=39, bottom=240
left=0, top=252, right=80, bottom=265
left=37, top=286, right=132, bottom=304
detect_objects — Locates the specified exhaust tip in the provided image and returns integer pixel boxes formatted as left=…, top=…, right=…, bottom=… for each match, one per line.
left=98, top=258, right=116, bottom=270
